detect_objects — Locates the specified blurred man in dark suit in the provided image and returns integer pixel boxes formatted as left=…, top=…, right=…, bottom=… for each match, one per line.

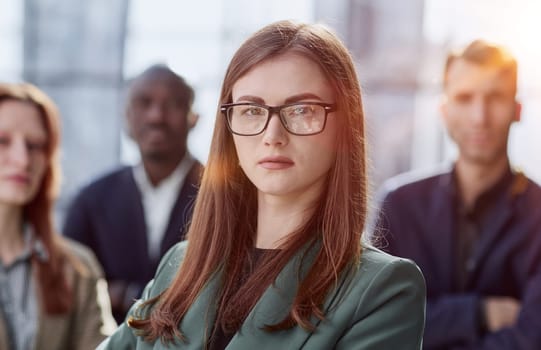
left=373, top=40, right=541, bottom=349
left=64, top=64, right=203, bottom=322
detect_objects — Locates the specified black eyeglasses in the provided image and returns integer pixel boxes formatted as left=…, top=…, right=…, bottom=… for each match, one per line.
left=220, top=102, right=336, bottom=136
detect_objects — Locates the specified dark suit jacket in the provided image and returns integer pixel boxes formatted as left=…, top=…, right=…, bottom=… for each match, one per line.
left=63, top=161, right=202, bottom=321
left=98, top=241, right=426, bottom=350
left=373, top=165, right=541, bottom=349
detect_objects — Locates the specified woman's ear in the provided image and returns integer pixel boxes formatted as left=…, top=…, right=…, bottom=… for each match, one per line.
left=439, top=95, right=448, bottom=124
left=512, top=101, right=522, bottom=123
left=188, top=111, right=199, bottom=130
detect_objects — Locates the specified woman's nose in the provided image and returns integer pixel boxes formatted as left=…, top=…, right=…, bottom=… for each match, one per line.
left=8, top=137, right=31, bottom=168
left=262, top=113, right=289, bottom=146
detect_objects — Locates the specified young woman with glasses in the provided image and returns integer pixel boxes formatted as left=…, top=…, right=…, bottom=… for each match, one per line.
left=100, top=20, right=426, bottom=350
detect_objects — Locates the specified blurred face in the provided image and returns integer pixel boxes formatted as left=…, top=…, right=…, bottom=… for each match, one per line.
left=231, top=52, right=338, bottom=201
left=0, top=100, right=48, bottom=206
left=441, top=59, right=520, bottom=166
left=126, top=73, right=190, bottom=162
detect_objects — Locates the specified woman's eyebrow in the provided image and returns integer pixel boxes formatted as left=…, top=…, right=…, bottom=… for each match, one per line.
left=234, top=93, right=324, bottom=105
left=284, top=93, right=323, bottom=104
left=234, top=95, right=264, bottom=104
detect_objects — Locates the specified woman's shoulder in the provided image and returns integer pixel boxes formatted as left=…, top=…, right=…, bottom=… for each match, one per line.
left=352, top=244, right=426, bottom=292
left=143, top=241, right=189, bottom=297
left=57, top=235, right=104, bottom=278
left=359, top=244, right=412, bottom=265
left=330, top=244, right=426, bottom=330
left=323, top=247, right=425, bottom=349
left=156, top=241, right=189, bottom=274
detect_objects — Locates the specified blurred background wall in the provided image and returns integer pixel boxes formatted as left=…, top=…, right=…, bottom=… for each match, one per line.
left=1, top=0, right=540, bottom=226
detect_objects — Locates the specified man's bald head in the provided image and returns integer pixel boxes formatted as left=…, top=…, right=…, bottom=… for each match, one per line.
left=126, top=64, right=196, bottom=167
left=129, top=64, right=194, bottom=114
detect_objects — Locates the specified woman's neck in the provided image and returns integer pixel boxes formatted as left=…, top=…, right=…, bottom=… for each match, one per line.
left=0, top=203, right=26, bottom=265
left=255, top=189, right=320, bottom=249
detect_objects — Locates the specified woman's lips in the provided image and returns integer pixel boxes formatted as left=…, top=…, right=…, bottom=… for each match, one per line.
left=5, top=174, right=30, bottom=185
left=258, top=156, right=294, bottom=170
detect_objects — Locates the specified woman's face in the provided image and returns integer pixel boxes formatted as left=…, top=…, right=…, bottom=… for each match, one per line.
left=231, top=52, right=338, bottom=201
left=0, top=100, right=48, bottom=207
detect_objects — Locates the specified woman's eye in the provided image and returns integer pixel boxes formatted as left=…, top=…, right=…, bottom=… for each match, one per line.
left=242, top=107, right=265, bottom=117
left=26, top=141, right=46, bottom=152
left=294, top=106, right=308, bottom=115
left=289, top=105, right=313, bottom=117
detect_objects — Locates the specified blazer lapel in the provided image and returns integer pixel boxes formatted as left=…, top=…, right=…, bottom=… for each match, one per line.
left=176, top=275, right=221, bottom=350
left=36, top=311, right=71, bottom=350
left=35, top=263, right=75, bottom=350
left=428, top=172, right=456, bottom=290
left=226, top=243, right=320, bottom=350
left=173, top=242, right=321, bottom=350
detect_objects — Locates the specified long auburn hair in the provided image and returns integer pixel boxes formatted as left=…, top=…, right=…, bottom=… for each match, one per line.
left=0, top=83, right=73, bottom=314
left=130, top=20, right=367, bottom=344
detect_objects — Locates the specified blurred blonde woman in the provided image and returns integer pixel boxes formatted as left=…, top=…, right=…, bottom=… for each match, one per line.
left=0, top=82, right=116, bottom=349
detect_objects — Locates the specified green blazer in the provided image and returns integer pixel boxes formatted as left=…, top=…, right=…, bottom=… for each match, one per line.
left=98, top=241, right=425, bottom=349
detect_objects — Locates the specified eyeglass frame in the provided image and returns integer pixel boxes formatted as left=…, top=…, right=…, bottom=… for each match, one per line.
left=220, top=101, right=337, bottom=136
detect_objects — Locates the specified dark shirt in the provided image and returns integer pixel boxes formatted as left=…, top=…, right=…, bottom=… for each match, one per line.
left=454, top=167, right=514, bottom=292
left=208, top=248, right=277, bottom=350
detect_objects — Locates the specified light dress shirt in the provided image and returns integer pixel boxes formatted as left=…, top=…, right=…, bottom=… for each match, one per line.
left=132, top=154, right=195, bottom=260
left=0, top=226, right=47, bottom=350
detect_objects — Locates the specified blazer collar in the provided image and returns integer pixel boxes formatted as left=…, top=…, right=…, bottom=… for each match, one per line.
left=177, top=241, right=323, bottom=349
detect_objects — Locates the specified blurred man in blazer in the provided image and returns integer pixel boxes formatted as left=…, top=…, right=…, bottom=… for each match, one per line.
left=373, top=40, right=541, bottom=349
left=64, top=64, right=203, bottom=322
